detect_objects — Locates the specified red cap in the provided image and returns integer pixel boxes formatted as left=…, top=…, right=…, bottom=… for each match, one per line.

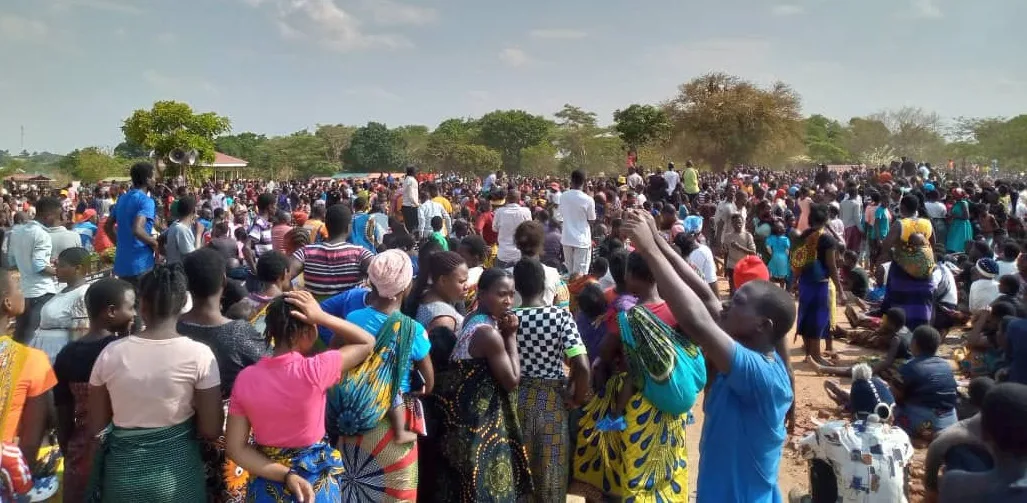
left=732, top=255, right=770, bottom=289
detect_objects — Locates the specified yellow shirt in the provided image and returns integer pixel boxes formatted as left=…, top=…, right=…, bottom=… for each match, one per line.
left=432, top=196, right=453, bottom=215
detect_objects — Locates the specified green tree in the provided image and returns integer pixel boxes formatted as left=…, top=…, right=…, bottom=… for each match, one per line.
left=113, top=140, right=148, bottom=159
left=552, top=104, right=621, bottom=174
left=451, top=144, right=502, bottom=176
left=477, top=110, right=552, bottom=172
left=870, top=107, right=946, bottom=162
left=959, top=115, right=1027, bottom=171
left=255, top=131, right=334, bottom=180
left=342, top=122, right=406, bottom=173
left=215, top=132, right=269, bottom=165
left=804, top=114, right=851, bottom=163
left=844, top=117, right=892, bottom=166
left=666, top=73, right=803, bottom=171
left=61, top=147, right=126, bottom=183
left=394, top=125, right=430, bottom=166
left=121, top=100, right=231, bottom=179
left=612, top=104, right=672, bottom=155
left=314, top=125, right=355, bottom=167
left=520, top=143, right=560, bottom=176
left=423, top=119, right=483, bottom=173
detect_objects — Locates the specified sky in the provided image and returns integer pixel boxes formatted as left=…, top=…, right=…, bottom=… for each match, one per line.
left=1, top=0, right=1025, bottom=154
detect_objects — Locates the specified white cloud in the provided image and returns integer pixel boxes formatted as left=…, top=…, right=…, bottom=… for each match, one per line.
left=50, top=0, right=141, bottom=14
left=528, top=29, right=587, bottom=40
left=242, top=0, right=410, bottom=52
left=770, top=4, right=804, bottom=17
left=499, top=48, right=530, bottom=68
left=910, top=0, right=942, bottom=19
left=0, top=15, right=48, bottom=43
left=359, top=0, right=438, bottom=26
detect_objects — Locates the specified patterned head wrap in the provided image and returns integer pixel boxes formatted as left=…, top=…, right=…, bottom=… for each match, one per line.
left=368, top=249, right=413, bottom=299
left=976, top=258, right=999, bottom=279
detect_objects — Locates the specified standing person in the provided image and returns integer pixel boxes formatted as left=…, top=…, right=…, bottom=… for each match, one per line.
left=511, top=258, right=589, bottom=502
left=723, top=213, right=757, bottom=295
left=53, top=278, right=134, bottom=503
left=796, top=188, right=813, bottom=233
left=840, top=185, right=863, bottom=253
left=289, top=204, right=374, bottom=300
left=493, top=188, right=532, bottom=269
left=242, top=193, right=276, bottom=289
left=8, top=196, right=59, bottom=343
left=617, top=209, right=797, bottom=503
left=302, top=203, right=329, bottom=243
left=225, top=291, right=375, bottom=503
left=31, top=247, right=91, bottom=363
left=73, top=209, right=98, bottom=252
left=663, top=162, right=680, bottom=197
left=417, top=184, right=451, bottom=240
left=105, top=162, right=158, bottom=290
left=86, top=265, right=223, bottom=502
left=419, top=268, right=532, bottom=502
left=0, top=270, right=57, bottom=503
left=682, top=160, right=700, bottom=204
left=946, top=189, right=973, bottom=254
left=559, top=170, right=597, bottom=277
left=178, top=248, right=266, bottom=503
left=401, top=166, right=420, bottom=234
left=164, top=195, right=203, bottom=266
left=794, top=204, right=845, bottom=364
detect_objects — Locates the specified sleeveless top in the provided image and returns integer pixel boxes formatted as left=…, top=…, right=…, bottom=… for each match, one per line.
left=900, top=217, right=933, bottom=242
left=415, top=301, right=465, bottom=334
left=451, top=313, right=495, bottom=362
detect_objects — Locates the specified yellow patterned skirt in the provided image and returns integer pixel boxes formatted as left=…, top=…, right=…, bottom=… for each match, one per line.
left=571, top=373, right=689, bottom=503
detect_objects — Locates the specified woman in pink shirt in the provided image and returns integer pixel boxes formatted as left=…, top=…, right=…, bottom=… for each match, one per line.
left=225, top=291, right=374, bottom=502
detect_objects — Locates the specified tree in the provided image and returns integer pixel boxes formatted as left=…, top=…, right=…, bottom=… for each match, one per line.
left=520, top=143, right=560, bottom=176
left=113, top=140, right=148, bottom=159
left=870, top=107, right=946, bottom=162
left=121, top=100, right=231, bottom=179
left=313, top=125, right=355, bottom=167
left=665, top=73, right=803, bottom=171
left=952, top=115, right=1027, bottom=171
left=60, top=147, right=126, bottom=183
left=394, top=125, right=430, bottom=166
left=804, top=114, right=850, bottom=163
left=612, top=104, right=672, bottom=155
left=255, top=131, right=334, bottom=180
left=342, top=122, right=406, bottom=173
left=423, top=119, right=483, bottom=173
left=451, top=144, right=502, bottom=175
left=215, top=132, right=269, bottom=165
left=844, top=117, right=892, bottom=165
left=551, top=104, right=621, bottom=175
left=477, top=110, right=552, bottom=172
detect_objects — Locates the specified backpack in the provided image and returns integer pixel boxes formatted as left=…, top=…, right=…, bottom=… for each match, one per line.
left=617, top=307, right=706, bottom=415
left=326, top=312, right=416, bottom=436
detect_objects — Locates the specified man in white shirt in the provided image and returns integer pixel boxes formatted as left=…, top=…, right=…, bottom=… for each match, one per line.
left=968, top=258, right=1001, bottom=313
left=663, top=162, right=680, bottom=196
left=492, top=188, right=532, bottom=268
left=839, top=186, right=863, bottom=252
left=559, top=170, right=597, bottom=276
left=483, top=171, right=499, bottom=193
left=416, top=188, right=451, bottom=240
left=401, top=166, right=419, bottom=233
left=626, top=167, right=643, bottom=191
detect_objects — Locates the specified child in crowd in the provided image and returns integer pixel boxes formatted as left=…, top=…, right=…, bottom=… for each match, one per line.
left=765, top=219, right=791, bottom=289
left=53, top=278, right=136, bottom=502
left=840, top=250, right=870, bottom=300
left=574, top=283, right=608, bottom=364
left=723, top=213, right=757, bottom=294
left=429, top=216, right=449, bottom=251
left=996, top=242, right=1020, bottom=276
left=895, top=326, right=959, bottom=439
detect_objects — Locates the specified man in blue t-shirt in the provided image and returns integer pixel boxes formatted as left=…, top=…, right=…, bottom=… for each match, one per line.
left=105, top=162, right=157, bottom=281
left=623, top=210, right=795, bottom=503
left=318, top=286, right=370, bottom=346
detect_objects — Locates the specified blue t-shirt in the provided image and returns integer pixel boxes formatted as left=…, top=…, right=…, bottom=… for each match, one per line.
left=899, top=356, right=958, bottom=410
left=1006, top=318, right=1027, bottom=386
left=345, top=307, right=430, bottom=393
left=112, top=189, right=156, bottom=277
left=74, top=221, right=98, bottom=251
left=698, top=342, right=793, bottom=503
left=318, top=287, right=370, bottom=346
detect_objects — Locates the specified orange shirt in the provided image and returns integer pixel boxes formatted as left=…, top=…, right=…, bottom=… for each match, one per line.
left=2, top=341, right=57, bottom=442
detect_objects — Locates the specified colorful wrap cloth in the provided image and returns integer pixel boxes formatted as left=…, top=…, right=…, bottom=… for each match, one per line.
left=247, top=442, right=344, bottom=503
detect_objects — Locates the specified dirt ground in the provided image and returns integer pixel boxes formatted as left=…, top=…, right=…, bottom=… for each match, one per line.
left=570, top=291, right=960, bottom=502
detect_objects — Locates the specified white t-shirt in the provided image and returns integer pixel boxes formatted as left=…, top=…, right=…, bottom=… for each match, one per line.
left=688, top=245, right=718, bottom=284
left=627, top=173, right=643, bottom=190
left=402, top=176, right=419, bottom=207
left=663, top=170, right=680, bottom=195
left=799, top=419, right=914, bottom=503
left=493, top=204, right=532, bottom=262
left=968, top=279, right=1000, bottom=312
left=997, top=259, right=1018, bottom=278
left=924, top=201, right=947, bottom=219
left=559, top=189, right=596, bottom=248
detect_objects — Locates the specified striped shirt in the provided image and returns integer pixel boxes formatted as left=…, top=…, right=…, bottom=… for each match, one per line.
left=247, top=217, right=273, bottom=258
left=292, top=242, right=373, bottom=298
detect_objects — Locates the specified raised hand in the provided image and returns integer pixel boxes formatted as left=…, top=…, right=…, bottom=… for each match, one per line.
left=623, top=209, right=658, bottom=252
left=284, top=290, right=325, bottom=325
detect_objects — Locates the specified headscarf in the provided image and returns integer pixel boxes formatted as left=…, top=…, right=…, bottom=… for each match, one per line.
left=975, top=258, right=999, bottom=279
left=368, top=249, right=414, bottom=299
left=683, top=215, right=704, bottom=235
left=732, top=255, right=770, bottom=288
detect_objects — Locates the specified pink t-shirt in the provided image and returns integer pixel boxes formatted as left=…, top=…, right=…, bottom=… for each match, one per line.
left=228, top=350, right=343, bottom=448
left=89, top=336, right=220, bottom=428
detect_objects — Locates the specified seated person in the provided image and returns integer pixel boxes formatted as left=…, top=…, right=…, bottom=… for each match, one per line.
left=823, top=363, right=896, bottom=420
left=837, top=307, right=912, bottom=351
left=959, top=301, right=1017, bottom=378
left=938, top=383, right=1027, bottom=503
left=924, top=377, right=996, bottom=501
left=998, top=316, right=1027, bottom=386
left=815, top=308, right=913, bottom=388
left=893, top=326, right=959, bottom=441
left=840, top=250, right=870, bottom=300
left=968, top=258, right=1000, bottom=313
left=996, top=242, right=1020, bottom=277
left=994, top=274, right=1022, bottom=308
left=796, top=369, right=913, bottom=503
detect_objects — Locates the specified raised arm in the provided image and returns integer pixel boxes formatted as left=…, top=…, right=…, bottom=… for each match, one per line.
left=624, top=210, right=734, bottom=371
left=638, top=210, right=722, bottom=319
left=286, top=291, right=375, bottom=372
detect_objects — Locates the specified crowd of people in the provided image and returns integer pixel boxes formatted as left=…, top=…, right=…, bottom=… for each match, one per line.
left=0, top=157, right=1025, bottom=503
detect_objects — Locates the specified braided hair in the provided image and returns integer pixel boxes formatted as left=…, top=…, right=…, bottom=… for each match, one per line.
left=262, top=295, right=312, bottom=349
left=138, top=263, right=188, bottom=321
left=402, top=250, right=466, bottom=317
